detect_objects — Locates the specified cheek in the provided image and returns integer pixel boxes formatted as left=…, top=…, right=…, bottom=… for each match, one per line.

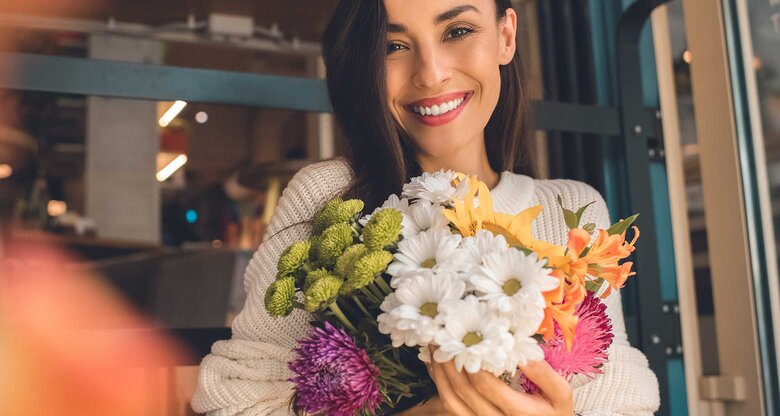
left=385, top=63, right=407, bottom=123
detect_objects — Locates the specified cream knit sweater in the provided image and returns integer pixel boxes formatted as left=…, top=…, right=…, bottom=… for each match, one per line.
left=192, top=158, right=661, bottom=416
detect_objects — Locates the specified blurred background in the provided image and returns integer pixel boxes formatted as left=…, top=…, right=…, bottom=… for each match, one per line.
left=0, top=0, right=778, bottom=415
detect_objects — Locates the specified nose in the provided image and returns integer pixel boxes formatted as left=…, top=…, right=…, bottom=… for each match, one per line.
left=411, top=44, right=452, bottom=89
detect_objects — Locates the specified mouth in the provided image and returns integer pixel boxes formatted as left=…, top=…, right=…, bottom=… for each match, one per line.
left=404, top=91, right=474, bottom=127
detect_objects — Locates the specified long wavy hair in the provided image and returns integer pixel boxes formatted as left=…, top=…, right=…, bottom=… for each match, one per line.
left=322, top=0, right=534, bottom=212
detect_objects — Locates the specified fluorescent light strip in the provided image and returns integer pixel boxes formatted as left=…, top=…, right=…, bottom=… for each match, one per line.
left=159, top=100, right=187, bottom=127
left=156, top=154, right=188, bottom=182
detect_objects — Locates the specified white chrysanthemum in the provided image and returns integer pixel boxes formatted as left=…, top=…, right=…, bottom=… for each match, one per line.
left=433, top=296, right=515, bottom=375
left=389, top=268, right=463, bottom=291
left=470, top=248, right=559, bottom=315
left=387, top=228, right=465, bottom=279
left=401, top=170, right=459, bottom=204
left=461, top=230, right=509, bottom=272
left=405, top=200, right=450, bottom=237
left=359, top=194, right=412, bottom=226
left=418, top=345, right=431, bottom=363
left=504, top=331, right=544, bottom=375
left=377, top=274, right=465, bottom=347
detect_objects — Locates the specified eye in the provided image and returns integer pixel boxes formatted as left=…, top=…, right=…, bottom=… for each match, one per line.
left=387, top=42, right=407, bottom=54
left=446, top=26, right=475, bottom=40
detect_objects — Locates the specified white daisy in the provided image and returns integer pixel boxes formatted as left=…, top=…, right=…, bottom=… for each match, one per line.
left=470, top=249, right=559, bottom=315
left=359, top=194, right=412, bottom=226
left=418, top=345, right=431, bottom=363
left=433, top=295, right=515, bottom=375
left=461, top=230, right=509, bottom=272
left=401, top=170, right=459, bottom=204
left=377, top=274, right=465, bottom=347
left=504, top=331, right=544, bottom=375
left=387, top=228, right=465, bottom=279
left=405, top=200, right=450, bottom=237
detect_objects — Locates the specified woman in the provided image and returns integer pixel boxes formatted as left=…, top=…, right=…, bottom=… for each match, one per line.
left=192, top=0, right=661, bottom=415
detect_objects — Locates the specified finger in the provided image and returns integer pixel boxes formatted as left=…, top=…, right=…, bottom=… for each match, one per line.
left=467, top=371, right=546, bottom=415
left=430, top=360, right=475, bottom=416
left=440, top=360, right=503, bottom=416
left=519, top=360, right=573, bottom=411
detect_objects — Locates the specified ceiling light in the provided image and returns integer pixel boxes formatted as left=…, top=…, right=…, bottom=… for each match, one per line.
left=195, top=111, right=208, bottom=124
left=159, top=100, right=187, bottom=127
left=156, top=154, right=188, bottom=182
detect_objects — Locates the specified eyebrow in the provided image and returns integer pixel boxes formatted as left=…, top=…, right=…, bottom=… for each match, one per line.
left=387, top=5, right=481, bottom=33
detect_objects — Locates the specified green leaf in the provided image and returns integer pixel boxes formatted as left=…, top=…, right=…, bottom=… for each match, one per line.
left=585, top=277, right=606, bottom=292
left=562, top=208, right=579, bottom=230
left=607, top=213, right=640, bottom=235
left=583, top=222, right=597, bottom=235
left=575, top=201, right=596, bottom=224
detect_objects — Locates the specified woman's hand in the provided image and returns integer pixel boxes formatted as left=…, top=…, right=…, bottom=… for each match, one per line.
left=426, top=348, right=574, bottom=416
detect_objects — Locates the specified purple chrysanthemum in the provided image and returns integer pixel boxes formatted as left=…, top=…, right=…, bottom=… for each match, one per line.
left=520, top=292, right=613, bottom=394
left=288, top=322, right=382, bottom=416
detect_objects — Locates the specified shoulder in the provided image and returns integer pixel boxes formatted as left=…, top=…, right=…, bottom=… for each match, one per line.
left=285, top=157, right=354, bottom=195
left=532, top=178, right=604, bottom=208
left=530, top=178, right=612, bottom=230
left=267, top=158, right=355, bottom=235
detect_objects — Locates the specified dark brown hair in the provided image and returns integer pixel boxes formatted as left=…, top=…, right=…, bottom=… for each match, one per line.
left=322, top=0, right=534, bottom=212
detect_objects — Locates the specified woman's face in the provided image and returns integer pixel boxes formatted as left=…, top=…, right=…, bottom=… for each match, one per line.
left=384, top=0, right=517, bottom=160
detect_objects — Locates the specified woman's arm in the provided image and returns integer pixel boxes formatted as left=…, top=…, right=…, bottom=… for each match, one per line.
left=191, top=160, right=352, bottom=416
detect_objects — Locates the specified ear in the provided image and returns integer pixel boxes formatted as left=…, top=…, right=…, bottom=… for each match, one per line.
left=497, top=8, right=518, bottom=65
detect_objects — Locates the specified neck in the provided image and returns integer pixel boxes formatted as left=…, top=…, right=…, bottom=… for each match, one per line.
left=415, top=134, right=500, bottom=190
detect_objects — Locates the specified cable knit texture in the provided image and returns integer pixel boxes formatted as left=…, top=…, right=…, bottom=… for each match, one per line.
left=192, top=158, right=661, bottom=416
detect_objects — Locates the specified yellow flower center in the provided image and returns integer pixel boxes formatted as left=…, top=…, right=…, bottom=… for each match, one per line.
left=482, top=221, right=523, bottom=246
left=463, top=331, right=484, bottom=347
left=421, top=258, right=437, bottom=268
left=419, top=302, right=438, bottom=318
left=502, top=278, right=522, bottom=296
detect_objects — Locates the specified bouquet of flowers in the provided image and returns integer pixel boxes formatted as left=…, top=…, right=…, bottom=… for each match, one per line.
left=263, top=170, right=639, bottom=416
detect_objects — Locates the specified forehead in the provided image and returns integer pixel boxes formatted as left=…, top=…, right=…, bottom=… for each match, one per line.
left=383, top=0, right=495, bottom=24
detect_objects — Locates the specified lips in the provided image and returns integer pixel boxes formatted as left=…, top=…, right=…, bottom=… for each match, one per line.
left=404, top=91, right=474, bottom=127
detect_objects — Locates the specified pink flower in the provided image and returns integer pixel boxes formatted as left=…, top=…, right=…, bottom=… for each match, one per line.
left=520, top=292, right=613, bottom=393
left=288, top=322, right=382, bottom=416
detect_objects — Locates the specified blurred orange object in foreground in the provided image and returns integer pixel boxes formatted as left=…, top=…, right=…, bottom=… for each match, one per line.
left=0, top=241, right=190, bottom=416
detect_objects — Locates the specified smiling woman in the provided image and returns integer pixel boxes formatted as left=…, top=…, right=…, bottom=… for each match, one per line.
left=191, top=1, right=660, bottom=415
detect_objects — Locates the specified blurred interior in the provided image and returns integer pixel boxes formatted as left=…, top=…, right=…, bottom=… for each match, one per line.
left=0, top=0, right=778, bottom=415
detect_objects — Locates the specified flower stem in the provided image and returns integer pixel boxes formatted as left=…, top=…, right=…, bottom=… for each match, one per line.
left=377, top=353, right=416, bottom=378
left=374, top=276, right=393, bottom=295
left=367, top=282, right=384, bottom=300
left=359, top=287, right=381, bottom=304
left=328, top=302, right=357, bottom=333
left=351, top=295, right=376, bottom=323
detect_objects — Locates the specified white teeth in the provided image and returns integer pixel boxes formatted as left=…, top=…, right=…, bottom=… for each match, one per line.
left=412, top=95, right=467, bottom=116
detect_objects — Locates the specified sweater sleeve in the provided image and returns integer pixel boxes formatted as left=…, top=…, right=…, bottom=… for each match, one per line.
left=562, top=182, right=661, bottom=416
left=191, top=159, right=352, bottom=416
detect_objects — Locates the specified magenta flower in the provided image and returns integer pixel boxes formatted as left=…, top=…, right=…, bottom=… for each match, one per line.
left=288, top=322, right=382, bottom=416
left=521, top=292, right=613, bottom=394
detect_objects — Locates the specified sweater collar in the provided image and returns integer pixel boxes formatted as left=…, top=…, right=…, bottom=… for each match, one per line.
left=489, top=170, right=535, bottom=215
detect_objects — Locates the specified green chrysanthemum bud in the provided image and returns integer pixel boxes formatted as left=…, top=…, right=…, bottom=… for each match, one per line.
left=304, top=268, right=334, bottom=292
left=341, top=250, right=394, bottom=294
left=304, top=275, right=343, bottom=312
left=264, top=275, right=296, bottom=317
left=334, top=243, right=368, bottom=278
left=313, top=198, right=365, bottom=234
left=317, top=222, right=354, bottom=267
left=277, top=240, right=312, bottom=277
left=362, top=208, right=403, bottom=251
